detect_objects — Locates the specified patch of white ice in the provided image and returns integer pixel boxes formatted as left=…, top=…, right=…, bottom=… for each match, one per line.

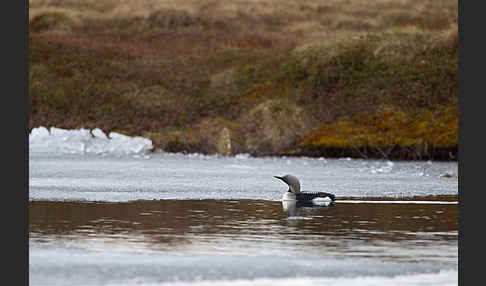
left=370, top=161, right=394, bottom=174
left=29, top=126, right=153, bottom=156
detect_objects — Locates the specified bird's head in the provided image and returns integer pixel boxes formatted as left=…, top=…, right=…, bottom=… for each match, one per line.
left=274, top=174, right=301, bottom=193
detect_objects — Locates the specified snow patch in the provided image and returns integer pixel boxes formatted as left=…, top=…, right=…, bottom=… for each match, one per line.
left=29, top=126, right=153, bottom=156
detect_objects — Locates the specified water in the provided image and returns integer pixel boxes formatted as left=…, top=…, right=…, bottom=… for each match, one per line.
left=29, top=149, right=458, bottom=285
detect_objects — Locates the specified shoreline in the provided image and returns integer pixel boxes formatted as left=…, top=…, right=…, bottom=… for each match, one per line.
left=152, top=145, right=457, bottom=161
left=29, top=125, right=458, bottom=161
left=280, top=146, right=457, bottom=161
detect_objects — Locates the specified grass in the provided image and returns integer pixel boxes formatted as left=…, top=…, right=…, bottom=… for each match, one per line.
left=29, top=0, right=458, bottom=160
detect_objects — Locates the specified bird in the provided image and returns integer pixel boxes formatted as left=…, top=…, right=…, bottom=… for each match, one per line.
left=274, top=174, right=336, bottom=205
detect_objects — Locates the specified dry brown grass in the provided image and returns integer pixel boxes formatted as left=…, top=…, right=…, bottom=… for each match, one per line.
left=30, top=0, right=457, bottom=46
left=29, top=0, right=457, bottom=64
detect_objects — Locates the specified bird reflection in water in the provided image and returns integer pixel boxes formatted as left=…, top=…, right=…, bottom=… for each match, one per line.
left=281, top=200, right=333, bottom=217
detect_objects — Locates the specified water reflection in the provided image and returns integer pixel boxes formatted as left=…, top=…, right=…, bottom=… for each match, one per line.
left=29, top=198, right=458, bottom=262
left=281, top=200, right=332, bottom=216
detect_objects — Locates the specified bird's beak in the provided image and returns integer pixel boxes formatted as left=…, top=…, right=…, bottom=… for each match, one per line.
left=274, top=176, right=283, bottom=180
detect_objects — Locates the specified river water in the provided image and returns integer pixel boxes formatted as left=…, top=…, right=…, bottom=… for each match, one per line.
left=29, top=143, right=458, bottom=285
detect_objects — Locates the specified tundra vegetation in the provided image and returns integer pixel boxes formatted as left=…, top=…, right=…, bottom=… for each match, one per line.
left=29, top=0, right=458, bottom=160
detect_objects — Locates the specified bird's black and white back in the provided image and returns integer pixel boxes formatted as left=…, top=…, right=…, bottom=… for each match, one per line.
left=274, top=174, right=335, bottom=205
left=295, top=191, right=335, bottom=202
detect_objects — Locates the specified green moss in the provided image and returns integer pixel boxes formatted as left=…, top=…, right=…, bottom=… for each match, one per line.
left=299, top=106, right=458, bottom=149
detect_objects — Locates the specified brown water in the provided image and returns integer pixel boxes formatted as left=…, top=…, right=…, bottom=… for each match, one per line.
left=29, top=152, right=458, bottom=285
left=29, top=198, right=458, bottom=285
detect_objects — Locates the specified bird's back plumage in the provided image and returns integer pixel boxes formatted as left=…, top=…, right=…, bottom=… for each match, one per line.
left=295, top=192, right=335, bottom=202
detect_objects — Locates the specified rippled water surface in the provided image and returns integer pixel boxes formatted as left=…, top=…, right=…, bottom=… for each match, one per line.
left=29, top=151, right=458, bottom=285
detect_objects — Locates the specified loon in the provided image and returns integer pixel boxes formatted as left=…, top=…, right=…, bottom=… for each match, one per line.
left=274, top=174, right=336, bottom=205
